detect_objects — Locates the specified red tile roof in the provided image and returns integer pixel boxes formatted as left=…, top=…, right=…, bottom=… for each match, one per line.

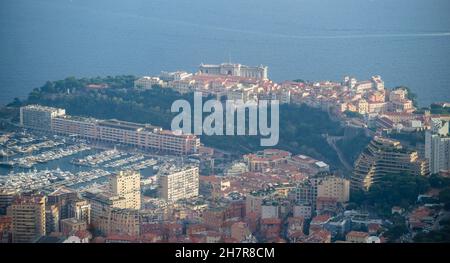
left=311, top=214, right=332, bottom=224
left=261, top=218, right=282, bottom=225
left=346, top=231, right=369, bottom=239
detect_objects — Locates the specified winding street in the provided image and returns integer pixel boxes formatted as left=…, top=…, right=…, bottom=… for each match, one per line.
left=325, top=134, right=353, bottom=172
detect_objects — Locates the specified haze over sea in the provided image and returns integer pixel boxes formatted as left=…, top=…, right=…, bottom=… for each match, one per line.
left=1, top=0, right=450, bottom=107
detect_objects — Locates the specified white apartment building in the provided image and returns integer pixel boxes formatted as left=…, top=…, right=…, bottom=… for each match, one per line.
left=20, top=105, right=200, bottom=155
left=134, top=76, right=164, bottom=89
left=159, top=166, right=199, bottom=202
left=226, top=85, right=257, bottom=102
left=317, top=176, right=350, bottom=203
left=160, top=71, right=192, bottom=82
left=293, top=203, right=312, bottom=219
left=20, top=105, right=65, bottom=131
left=261, top=201, right=279, bottom=219
left=109, top=170, right=141, bottom=210
left=426, top=118, right=450, bottom=174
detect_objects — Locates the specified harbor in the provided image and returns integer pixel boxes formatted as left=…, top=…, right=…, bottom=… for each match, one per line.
left=0, top=168, right=111, bottom=193
left=0, top=131, right=162, bottom=193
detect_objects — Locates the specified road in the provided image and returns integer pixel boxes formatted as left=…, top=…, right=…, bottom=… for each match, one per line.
left=325, top=134, right=353, bottom=172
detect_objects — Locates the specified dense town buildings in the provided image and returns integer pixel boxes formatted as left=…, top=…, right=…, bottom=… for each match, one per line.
left=83, top=171, right=141, bottom=227
left=98, top=209, right=140, bottom=237
left=3, top=63, right=450, bottom=243
left=243, top=149, right=291, bottom=172
left=134, top=66, right=419, bottom=136
left=83, top=191, right=127, bottom=226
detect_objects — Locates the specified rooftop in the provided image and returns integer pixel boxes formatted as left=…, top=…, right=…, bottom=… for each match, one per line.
left=346, top=231, right=369, bottom=238
left=21, top=104, right=64, bottom=113
left=311, top=214, right=332, bottom=224
left=98, top=119, right=160, bottom=132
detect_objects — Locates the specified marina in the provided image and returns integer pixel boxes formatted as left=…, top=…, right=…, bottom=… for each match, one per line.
left=70, top=149, right=125, bottom=167
left=0, top=168, right=111, bottom=193
left=71, top=150, right=158, bottom=171
left=0, top=131, right=163, bottom=193
left=1, top=144, right=91, bottom=168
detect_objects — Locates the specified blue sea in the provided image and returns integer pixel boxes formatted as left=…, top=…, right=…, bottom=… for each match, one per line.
left=1, top=0, right=450, bottom=107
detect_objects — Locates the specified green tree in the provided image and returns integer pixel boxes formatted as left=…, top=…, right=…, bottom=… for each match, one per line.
left=6, top=97, right=22, bottom=107
left=439, top=188, right=450, bottom=210
left=384, top=223, right=408, bottom=242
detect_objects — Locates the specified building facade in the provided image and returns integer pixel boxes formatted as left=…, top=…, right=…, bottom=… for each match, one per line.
left=83, top=191, right=127, bottom=226
left=98, top=209, right=140, bottom=237
left=109, top=170, right=141, bottom=210
left=198, top=63, right=268, bottom=80
left=352, top=136, right=429, bottom=190
left=243, top=149, right=291, bottom=172
left=425, top=118, right=450, bottom=174
left=45, top=205, right=59, bottom=234
left=20, top=105, right=65, bottom=131
left=10, top=195, right=46, bottom=243
left=20, top=105, right=200, bottom=155
left=68, top=199, right=91, bottom=225
left=159, top=166, right=199, bottom=202
left=317, top=176, right=350, bottom=203
left=134, top=76, right=163, bottom=89
left=0, top=189, right=17, bottom=215
left=60, top=218, right=87, bottom=235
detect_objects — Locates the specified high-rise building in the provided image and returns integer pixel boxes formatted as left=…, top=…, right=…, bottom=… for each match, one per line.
left=45, top=205, right=59, bottom=234
left=198, top=63, right=268, bottom=80
left=68, top=199, right=91, bottom=225
left=159, top=166, right=199, bottom=202
left=83, top=191, right=127, bottom=226
left=20, top=105, right=65, bottom=131
left=98, top=209, right=140, bottom=237
left=289, top=173, right=349, bottom=211
left=425, top=118, right=450, bottom=174
left=352, top=136, right=430, bottom=191
left=0, top=189, right=17, bottom=215
left=0, top=215, right=12, bottom=243
left=83, top=172, right=140, bottom=227
left=10, top=195, right=46, bottom=243
left=109, top=170, right=141, bottom=210
left=261, top=200, right=279, bottom=219
left=316, top=175, right=350, bottom=203
left=245, top=189, right=275, bottom=218
left=47, top=187, right=79, bottom=220
left=290, top=180, right=315, bottom=209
